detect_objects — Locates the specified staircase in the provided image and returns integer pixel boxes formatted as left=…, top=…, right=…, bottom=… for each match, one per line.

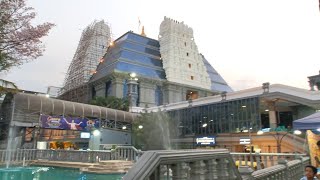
left=81, top=160, right=133, bottom=174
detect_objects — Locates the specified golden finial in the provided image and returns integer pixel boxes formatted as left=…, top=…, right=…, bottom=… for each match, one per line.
left=141, top=26, right=146, bottom=37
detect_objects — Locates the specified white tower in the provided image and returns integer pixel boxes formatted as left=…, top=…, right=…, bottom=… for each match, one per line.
left=62, top=20, right=111, bottom=93
left=159, top=17, right=211, bottom=90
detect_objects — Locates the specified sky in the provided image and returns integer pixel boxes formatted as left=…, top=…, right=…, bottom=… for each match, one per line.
left=1, top=0, right=320, bottom=93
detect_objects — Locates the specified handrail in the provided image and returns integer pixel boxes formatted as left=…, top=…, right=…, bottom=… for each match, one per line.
left=123, top=149, right=242, bottom=180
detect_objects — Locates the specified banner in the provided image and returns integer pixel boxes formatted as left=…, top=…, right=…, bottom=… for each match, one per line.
left=307, top=130, right=320, bottom=167
left=40, top=115, right=99, bottom=131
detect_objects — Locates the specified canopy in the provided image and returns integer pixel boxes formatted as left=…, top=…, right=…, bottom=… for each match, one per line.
left=293, top=111, right=320, bottom=130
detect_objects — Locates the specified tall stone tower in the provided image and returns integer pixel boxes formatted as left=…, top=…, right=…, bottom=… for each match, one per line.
left=159, top=17, right=211, bottom=90
left=62, top=20, right=111, bottom=93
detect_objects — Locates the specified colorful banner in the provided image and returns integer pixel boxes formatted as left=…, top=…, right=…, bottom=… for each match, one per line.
left=307, top=130, right=320, bottom=167
left=40, top=115, right=99, bottom=131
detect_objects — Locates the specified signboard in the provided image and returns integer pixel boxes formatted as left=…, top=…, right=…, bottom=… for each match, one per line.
left=80, top=132, right=91, bottom=139
left=239, top=138, right=251, bottom=145
left=196, top=136, right=216, bottom=146
left=40, top=115, right=99, bottom=131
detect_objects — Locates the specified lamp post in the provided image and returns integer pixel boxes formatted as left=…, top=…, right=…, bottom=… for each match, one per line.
left=127, top=73, right=139, bottom=112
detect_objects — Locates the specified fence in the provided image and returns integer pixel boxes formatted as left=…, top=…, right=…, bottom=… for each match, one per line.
left=231, top=152, right=307, bottom=170
left=0, top=146, right=142, bottom=165
left=239, top=157, right=310, bottom=180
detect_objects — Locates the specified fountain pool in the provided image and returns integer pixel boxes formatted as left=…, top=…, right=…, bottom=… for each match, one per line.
left=0, top=166, right=123, bottom=180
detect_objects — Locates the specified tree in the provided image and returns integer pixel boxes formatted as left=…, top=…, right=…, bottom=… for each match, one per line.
left=0, top=0, right=55, bottom=72
left=90, top=96, right=129, bottom=111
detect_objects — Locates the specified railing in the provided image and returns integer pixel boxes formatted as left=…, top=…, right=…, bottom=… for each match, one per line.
left=0, top=146, right=142, bottom=165
left=123, top=149, right=242, bottom=180
left=0, top=149, right=37, bottom=164
left=239, top=157, right=310, bottom=180
left=231, top=152, right=307, bottom=170
left=111, top=145, right=143, bottom=161
left=0, top=149, right=112, bottom=164
left=36, top=149, right=111, bottom=163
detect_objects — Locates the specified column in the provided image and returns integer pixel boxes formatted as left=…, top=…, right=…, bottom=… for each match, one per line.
left=189, top=160, right=206, bottom=180
left=205, top=159, right=219, bottom=180
left=267, top=102, right=277, bottom=129
left=111, top=78, right=124, bottom=98
left=127, top=79, right=139, bottom=107
left=94, top=83, right=106, bottom=97
left=171, top=162, right=189, bottom=180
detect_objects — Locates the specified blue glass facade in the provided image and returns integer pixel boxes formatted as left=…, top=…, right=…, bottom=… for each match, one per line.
left=202, top=55, right=233, bottom=92
left=90, top=32, right=166, bottom=82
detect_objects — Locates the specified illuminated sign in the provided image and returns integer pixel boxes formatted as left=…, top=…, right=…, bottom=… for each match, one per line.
left=239, top=138, right=251, bottom=145
left=80, top=132, right=91, bottom=139
left=196, top=136, right=216, bottom=146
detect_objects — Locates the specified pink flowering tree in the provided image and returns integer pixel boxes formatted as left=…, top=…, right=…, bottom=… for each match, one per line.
left=0, top=0, right=55, bottom=72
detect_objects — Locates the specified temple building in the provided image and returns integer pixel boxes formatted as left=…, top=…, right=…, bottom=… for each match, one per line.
left=60, top=17, right=232, bottom=108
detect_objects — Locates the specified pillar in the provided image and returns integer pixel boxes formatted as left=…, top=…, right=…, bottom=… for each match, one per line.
left=171, top=162, right=189, bottom=180
left=189, top=160, right=206, bottom=180
left=267, top=102, right=277, bottom=129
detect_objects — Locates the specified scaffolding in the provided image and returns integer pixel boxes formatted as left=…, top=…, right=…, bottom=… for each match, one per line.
left=60, top=20, right=112, bottom=100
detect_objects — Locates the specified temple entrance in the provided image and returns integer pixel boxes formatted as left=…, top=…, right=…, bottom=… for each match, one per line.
left=186, top=90, right=198, bottom=100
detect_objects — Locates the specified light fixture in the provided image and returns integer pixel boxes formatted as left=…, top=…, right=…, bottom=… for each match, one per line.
left=257, top=130, right=264, bottom=135
left=241, top=105, right=246, bottom=108
left=138, top=125, right=143, bottom=129
left=293, top=130, right=302, bottom=135
left=45, top=94, right=50, bottom=98
left=265, top=109, right=269, bottom=112
left=202, top=123, right=207, bottom=128
left=122, top=126, right=127, bottom=130
left=92, top=130, right=101, bottom=136
left=129, top=72, right=136, bottom=78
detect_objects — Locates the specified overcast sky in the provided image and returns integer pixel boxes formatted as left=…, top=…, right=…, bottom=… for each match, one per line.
left=1, top=0, right=320, bottom=93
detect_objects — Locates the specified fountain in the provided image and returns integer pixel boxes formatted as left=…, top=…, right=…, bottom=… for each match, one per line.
left=5, top=125, right=16, bottom=168
left=133, top=110, right=175, bottom=150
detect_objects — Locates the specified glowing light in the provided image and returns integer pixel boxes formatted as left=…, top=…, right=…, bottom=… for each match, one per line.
left=45, top=94, right=50, bottom=98
left=138, top=125, right=143, bottom=129
left=93, top=130, right=100, bottom=136
left=293, top=130, right=302, bottom=135
left=242, top=105, right=246, bottom=108
left=109, top=41, right=114, bottom=46
left=257, top=130, right=264, bottom=135
left=129, top=72, right=136, bottom=78
left=122, top=126, right=127, bottom=130
left=265, top=109, right=269, bottom=112
left=202, top=123, right=207, bottom=128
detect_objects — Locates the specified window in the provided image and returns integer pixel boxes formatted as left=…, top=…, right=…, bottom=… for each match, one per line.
left=191, top=76, right=194, bottom=80
left=188, top=64, right=191, bottom=68
left=186, top=52, right=189, bottom=56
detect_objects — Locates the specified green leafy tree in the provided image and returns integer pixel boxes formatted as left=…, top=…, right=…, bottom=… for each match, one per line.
left=132, top=111, right=177, bottom=150
left=90, top=96, right=129, bottom=111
